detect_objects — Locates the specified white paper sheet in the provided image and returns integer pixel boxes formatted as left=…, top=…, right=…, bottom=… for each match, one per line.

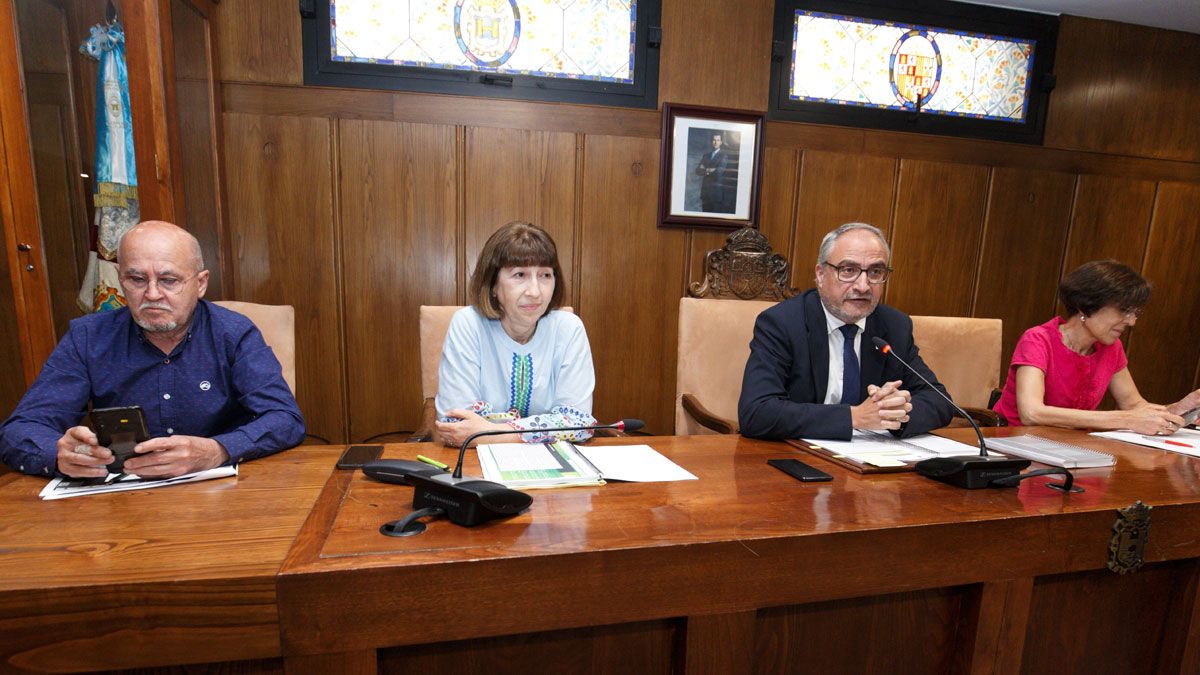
left=39, top=465, right=238, bottom=500
left=801, top=430, right=980, bottom=467
left=1093, top=428, right=1200, bottom=458
left=578, top=444, right=698, bottom=482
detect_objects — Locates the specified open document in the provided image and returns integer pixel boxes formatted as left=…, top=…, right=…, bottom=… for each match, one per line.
left=478, top=441, right=697, bottom=488
left=801, top=430, right=980, bottom=468
left=1093, top=428, right=1200, bottom=458
left=39, top=465, right=238, bottom=500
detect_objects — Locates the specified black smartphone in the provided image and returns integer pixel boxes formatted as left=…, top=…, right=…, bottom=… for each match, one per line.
left=768, top=458, right=833, bottom=482
left=1183, top=407, right=1200, bottom=426
left=337, top=444, right=384, bottom=470
left=89, top=406, right=149, bottom=473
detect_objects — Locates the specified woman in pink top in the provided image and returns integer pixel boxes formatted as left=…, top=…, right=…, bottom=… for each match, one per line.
left=993, top=260, right=1200, bottom=435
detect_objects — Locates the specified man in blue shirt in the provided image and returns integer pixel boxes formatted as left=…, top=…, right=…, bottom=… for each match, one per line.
left=0, top=221, right=304, bottom=478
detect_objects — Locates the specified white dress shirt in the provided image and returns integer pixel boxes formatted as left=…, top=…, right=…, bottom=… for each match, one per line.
left=821, top=304, right=867, bottom=405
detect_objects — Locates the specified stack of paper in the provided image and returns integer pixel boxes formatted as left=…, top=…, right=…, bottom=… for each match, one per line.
left=1093, top=428, right=1200, bottom=458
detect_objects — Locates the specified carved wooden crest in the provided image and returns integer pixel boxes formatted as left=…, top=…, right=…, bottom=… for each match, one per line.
left=688, top=227, right=798, bottom=300
left=1107, top=500, right=1151, bottom=574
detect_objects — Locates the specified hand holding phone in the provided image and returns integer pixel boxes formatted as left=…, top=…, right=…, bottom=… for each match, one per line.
left=54, top=426, right=113, bottom=478
left=90, top=406, right=149, bottom=473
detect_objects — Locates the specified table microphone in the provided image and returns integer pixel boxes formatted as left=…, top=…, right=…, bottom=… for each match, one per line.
left=871, top=337, right=1031, bottom=489
left=365, top=418, right=644, bottom=530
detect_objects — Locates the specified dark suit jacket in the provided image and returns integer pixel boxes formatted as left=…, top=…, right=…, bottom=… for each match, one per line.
left=738, top=289, right=956, bottom=441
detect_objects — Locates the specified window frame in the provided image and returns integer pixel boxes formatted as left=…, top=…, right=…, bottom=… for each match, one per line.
left=300, top=0, right=662, bottom=109
left=768, top=0, right=1058, bottom=144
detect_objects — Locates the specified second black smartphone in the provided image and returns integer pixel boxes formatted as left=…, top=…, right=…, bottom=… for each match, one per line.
left=90, top=406, right=149, bottom=473
left=337, top=444, right=384, bottom=470
left=768, top=458, right=833, bottom=482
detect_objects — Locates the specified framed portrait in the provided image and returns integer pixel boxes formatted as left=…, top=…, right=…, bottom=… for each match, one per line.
left=658, top=103, right=765, bottom=230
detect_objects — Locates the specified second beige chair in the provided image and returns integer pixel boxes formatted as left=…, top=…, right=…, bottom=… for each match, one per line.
left=213, top=300, right=296, bottom=395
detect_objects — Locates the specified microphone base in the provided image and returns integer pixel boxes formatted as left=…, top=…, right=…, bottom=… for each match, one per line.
left=915, top=455, right=1032, bottom=489
left=408, top=473, right=532, bottom=527
left=363, top=459, right=532, bottom=527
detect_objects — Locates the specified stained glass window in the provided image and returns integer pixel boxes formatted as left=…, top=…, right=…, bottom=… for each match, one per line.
left=790, top=11, right=1035, bottom=122
left=330, top=0, right=637, bottom=84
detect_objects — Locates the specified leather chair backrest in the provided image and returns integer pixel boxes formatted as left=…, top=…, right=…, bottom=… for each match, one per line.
left=213, top=300, right=297, bottom=395
left=675, top=297, right=776, bottom=435
left=909, top=315, right=1002, bottom=410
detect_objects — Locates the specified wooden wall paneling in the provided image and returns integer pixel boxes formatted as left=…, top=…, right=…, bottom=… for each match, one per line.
left=1045, top=17, right=1200, bottom=164
left=222, top=112, right=346, bottom=442
left=757, top=147, right=799, bottom=263
left=63, top=0, right=105, bottom=198
left=171, top=0, right=227, bottom=298
left=972, top=167, right=1075, bottom=376
left=463, top=127, right=577, bottom=294
left=790, top=151, right=897, bottom=290
left=339, top=119, right=458, bottom=441
left=1059, top=174, right=1156, bottom=275
left=1125, top=182, right=1200, bottom=404
left=580, top=135, right=686, bottom=434
left=886, top=160, right=989, bottom=317
left=213, top=0, right=302, bottom=85
left=658, top=0, right=773, bottom=111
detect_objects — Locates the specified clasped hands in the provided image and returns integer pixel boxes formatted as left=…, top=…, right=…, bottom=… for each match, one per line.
left=435, top=409, right=520, bottom=447
left=851, top=380, right=913, bottom=431
left=55, top=426, right=229, bottom=479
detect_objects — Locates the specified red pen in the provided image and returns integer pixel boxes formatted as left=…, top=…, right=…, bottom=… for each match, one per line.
left=1145, top=435, right=1196, bottom=448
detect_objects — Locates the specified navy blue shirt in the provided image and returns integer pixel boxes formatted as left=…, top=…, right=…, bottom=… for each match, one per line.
left=0, top=300, right=305, bottom=476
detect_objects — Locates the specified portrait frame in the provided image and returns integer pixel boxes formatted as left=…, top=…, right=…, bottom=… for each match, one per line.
left=658, top=103, right=765, bottom=230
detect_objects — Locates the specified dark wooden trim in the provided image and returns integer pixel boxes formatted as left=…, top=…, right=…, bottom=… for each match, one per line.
left=965, top=578, right=1033, bottom=675
left=680, top=394, right=738, bottom=434
left=123, top=0, right=177, bottom=221
left=284, top=649, right=377, bottom=675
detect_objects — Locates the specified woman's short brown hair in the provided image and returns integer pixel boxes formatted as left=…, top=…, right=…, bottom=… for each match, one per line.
left=1059, top=259, right=1151, bottom=318
left=468, top=221, right=565, bottom=319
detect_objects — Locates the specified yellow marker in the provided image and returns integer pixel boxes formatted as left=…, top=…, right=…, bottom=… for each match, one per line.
left=416, top=454, right=449, bottom=470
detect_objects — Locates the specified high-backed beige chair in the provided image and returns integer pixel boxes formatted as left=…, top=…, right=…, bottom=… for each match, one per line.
left=213, top=300, right=296, bottom=395
left=677, top=298, right=776, bottom=434
left=910, top=315, right=1003, bottom=424
left=412, top=305, right=575, bottom=442
left=676, top=228, right=798, bottom=435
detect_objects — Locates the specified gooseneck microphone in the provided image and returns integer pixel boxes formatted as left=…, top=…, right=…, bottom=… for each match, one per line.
left=364, top=418, right=645, bottom=532
left=453, top=418, right=644, bottom=478
left=871, top=337, right=1037, bottom=490
left=872, top=337, right=988, bottom=456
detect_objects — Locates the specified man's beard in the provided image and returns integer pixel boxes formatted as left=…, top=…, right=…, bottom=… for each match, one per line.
left=134, top=302, right=179, bottom=333
left=819, top=290, right=878, bottom=324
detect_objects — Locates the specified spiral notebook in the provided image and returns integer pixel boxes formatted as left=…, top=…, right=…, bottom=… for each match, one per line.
left=984, top=435, right=1115, bottom=468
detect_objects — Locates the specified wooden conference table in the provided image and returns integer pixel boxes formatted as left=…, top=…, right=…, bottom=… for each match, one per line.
left=3, top=428, right=1200, bottom=673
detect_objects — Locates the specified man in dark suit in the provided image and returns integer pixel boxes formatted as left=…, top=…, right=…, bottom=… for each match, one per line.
left=695, top=131, right=732, bottom=213
left=738, top=223, right=955, bottom=440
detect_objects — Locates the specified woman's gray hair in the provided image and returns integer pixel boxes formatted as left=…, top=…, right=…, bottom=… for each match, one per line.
left=816, top=222, right=891, bottom=265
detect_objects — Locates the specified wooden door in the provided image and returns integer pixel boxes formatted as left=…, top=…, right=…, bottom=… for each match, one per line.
left=0, top=0, right=58, bottom=417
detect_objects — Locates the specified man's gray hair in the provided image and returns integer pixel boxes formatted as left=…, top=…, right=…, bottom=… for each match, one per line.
left=816, top=222, right=891, bottom=265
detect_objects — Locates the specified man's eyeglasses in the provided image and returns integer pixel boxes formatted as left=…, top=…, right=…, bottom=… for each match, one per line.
left=120, top=273, right=195, bottom=294
left=823, top=262, right=893, bottom=284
